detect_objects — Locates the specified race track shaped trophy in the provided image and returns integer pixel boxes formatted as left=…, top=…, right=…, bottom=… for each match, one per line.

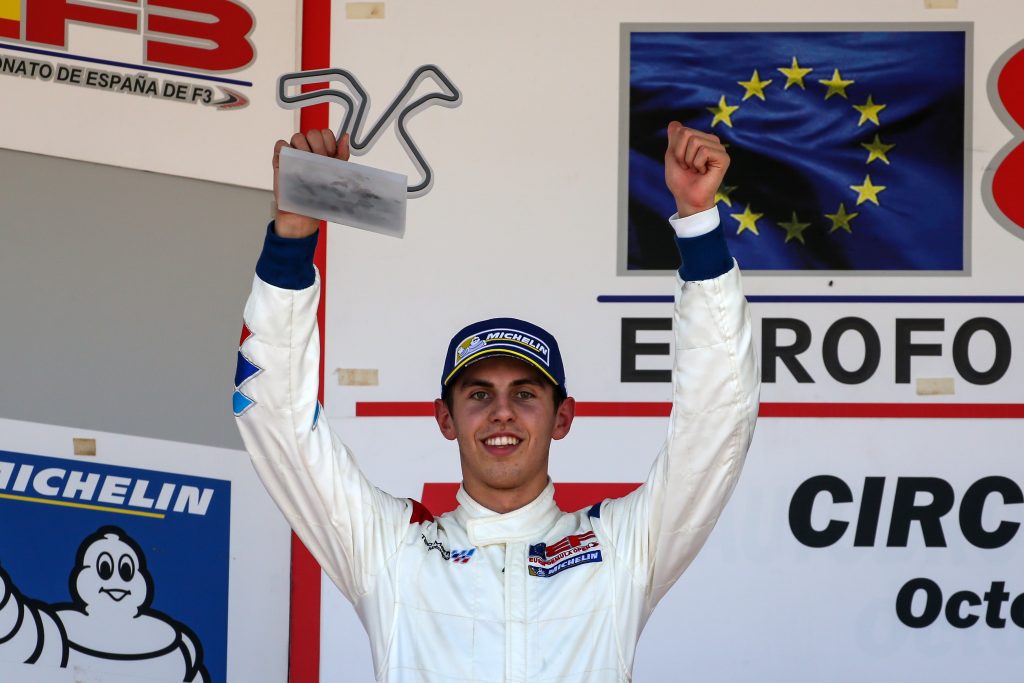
left=276, top=65, right=462, bottom=238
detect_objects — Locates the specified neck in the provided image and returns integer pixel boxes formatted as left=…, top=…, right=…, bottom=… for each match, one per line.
left=462, top=478, right=548, bottom=514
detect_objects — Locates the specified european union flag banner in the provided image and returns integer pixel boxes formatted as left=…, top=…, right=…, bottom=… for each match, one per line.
left=625, top=27, right=967, bottom=271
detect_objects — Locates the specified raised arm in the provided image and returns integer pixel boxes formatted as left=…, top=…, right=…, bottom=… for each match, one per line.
left=234, top=130, right=412, bottom=602
left=596, top=123, right=759, bottom=608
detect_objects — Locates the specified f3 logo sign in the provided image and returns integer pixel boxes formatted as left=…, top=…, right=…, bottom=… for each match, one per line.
left=986, top=40, right=1024, bottom=240
left=0, top=0, right=255, bottom=73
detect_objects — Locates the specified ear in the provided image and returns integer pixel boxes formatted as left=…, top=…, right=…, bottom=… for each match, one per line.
left=552, top=396, right=576, bottom=440
left=434, top=398, right=457, bottom=441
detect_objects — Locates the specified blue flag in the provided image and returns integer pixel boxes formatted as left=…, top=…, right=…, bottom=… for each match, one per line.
left=626, top=28, right=967, bottom=271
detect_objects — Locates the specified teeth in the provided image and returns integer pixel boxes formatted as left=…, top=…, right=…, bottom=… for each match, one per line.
left=485, top=436, right=521, bottom=447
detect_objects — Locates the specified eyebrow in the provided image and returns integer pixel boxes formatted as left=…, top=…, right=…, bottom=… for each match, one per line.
left=459, top=377, right=544, bottom=390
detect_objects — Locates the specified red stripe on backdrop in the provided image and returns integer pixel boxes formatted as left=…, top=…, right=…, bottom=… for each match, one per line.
left=358, top=401, right=437, bottom=417
left=357, top=401, right=1024, bottom=419
left=293, top=0, right=332, bottom=682
left=759, top=402, right=1024, bottom=419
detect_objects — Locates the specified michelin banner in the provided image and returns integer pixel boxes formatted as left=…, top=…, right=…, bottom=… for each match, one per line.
left=0, top=418, right=290, bottom=682
left=0, top=449, right=228, bottom=680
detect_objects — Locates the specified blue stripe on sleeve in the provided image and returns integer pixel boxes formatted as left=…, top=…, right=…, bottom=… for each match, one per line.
left=254, top=222, right=319, bottom=290
left=674, top=226, right=733, bottom=281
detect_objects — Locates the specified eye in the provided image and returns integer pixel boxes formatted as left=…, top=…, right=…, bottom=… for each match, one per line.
left=118, top=554, right=136, bottom=581
left=469, top=390, right=489, bottom=400
left=515, top=390, right=536, bottom=400
left=97, top=552, right=114, bottom=580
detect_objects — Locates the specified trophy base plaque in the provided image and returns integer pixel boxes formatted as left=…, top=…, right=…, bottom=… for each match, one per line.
left=277, top=147, right=408, bottom=238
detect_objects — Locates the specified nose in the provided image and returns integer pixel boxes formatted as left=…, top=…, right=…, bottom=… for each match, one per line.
left=489, top=393, right=515, bottom=423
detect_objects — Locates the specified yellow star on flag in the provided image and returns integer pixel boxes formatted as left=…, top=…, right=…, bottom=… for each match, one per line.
left=850, top=175, right=886, bottom=205
left=707, top=95, right=740, bottom=128
left=778, top=56, right=813, bottom=90
left=715, top=185, right=738, bottom=206
left=738, top=70, right=772, bottom=101
left=778, top=211, right=812, bottom=244
left=819, top=68, right=854, bottom=100
left=731, top=204, right=763, bottom=235
left=825, top=203, right=859, bottom=234
left=853, top=95, right=887, bottom=126
left=861, top=134, right=896, bottom=165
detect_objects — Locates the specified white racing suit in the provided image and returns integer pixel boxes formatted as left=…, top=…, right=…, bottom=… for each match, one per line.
left=234, top=233, right=759, bottom=682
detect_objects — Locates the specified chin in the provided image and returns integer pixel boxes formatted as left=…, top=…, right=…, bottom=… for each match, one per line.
left=479, top=473, right=522, bottom=490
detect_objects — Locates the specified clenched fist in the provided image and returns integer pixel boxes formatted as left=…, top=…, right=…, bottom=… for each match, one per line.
left=272, top=129, right=351, bottom=238
left=664, top=122, right=729, bottom=218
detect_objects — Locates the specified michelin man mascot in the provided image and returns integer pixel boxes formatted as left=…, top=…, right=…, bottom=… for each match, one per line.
left=0, top=526, right=208, bottom=682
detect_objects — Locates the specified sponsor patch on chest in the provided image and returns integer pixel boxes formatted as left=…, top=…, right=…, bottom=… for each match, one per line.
left=421, top=534, right=476, bottom=564
left=450, top=548, right=475, bottom=564
left=528, top=531, right=602, bottom=578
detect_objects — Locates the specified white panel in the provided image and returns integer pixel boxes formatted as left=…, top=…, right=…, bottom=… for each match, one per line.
left=312, top=0, right=1024, bottom=679
left=321, top=0, right=1024, bottom=414
left=320, top=415, right=1024, bottom=681
left=0, top=0, right=297, bottom=189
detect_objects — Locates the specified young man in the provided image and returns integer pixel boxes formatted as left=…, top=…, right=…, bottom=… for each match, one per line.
left=235, top=123, right=759, bottom=682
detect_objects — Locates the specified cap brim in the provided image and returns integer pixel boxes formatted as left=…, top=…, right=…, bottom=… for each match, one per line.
left=443, top=348, right=559, bottom=387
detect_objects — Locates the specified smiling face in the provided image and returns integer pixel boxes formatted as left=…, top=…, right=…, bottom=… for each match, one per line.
left=434, top=356, right=575, bottom=513
left=74, top=532, right=148, bottom=616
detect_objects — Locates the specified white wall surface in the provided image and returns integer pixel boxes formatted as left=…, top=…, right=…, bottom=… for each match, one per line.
left=321, top=0, right=1023, bottom=414
left=315, top=1, right=1024, bottom=681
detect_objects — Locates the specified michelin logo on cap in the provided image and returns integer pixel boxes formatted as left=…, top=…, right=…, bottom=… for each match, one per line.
left=454, top=335, right=487, bottom=363
left=441, top=316, right=566, bottom=394
left=454, top=328, right=551, bottom=367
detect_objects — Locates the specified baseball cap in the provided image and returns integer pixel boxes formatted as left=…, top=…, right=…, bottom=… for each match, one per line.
left=441, top=317, right=566, bottom=398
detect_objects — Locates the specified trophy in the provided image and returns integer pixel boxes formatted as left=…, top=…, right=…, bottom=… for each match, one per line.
left=276, top=65, right=462, bottom=238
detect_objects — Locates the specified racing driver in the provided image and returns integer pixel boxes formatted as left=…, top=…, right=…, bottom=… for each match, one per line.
left=234, top=121, right=759, bottom=682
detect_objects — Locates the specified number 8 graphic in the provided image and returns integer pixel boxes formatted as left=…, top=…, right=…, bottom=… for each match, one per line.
left=985, top=40, right=1024, bottom=240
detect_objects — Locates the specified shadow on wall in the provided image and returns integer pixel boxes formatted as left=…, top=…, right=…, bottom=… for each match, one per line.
left=0, top=148, right=271, bottom=449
